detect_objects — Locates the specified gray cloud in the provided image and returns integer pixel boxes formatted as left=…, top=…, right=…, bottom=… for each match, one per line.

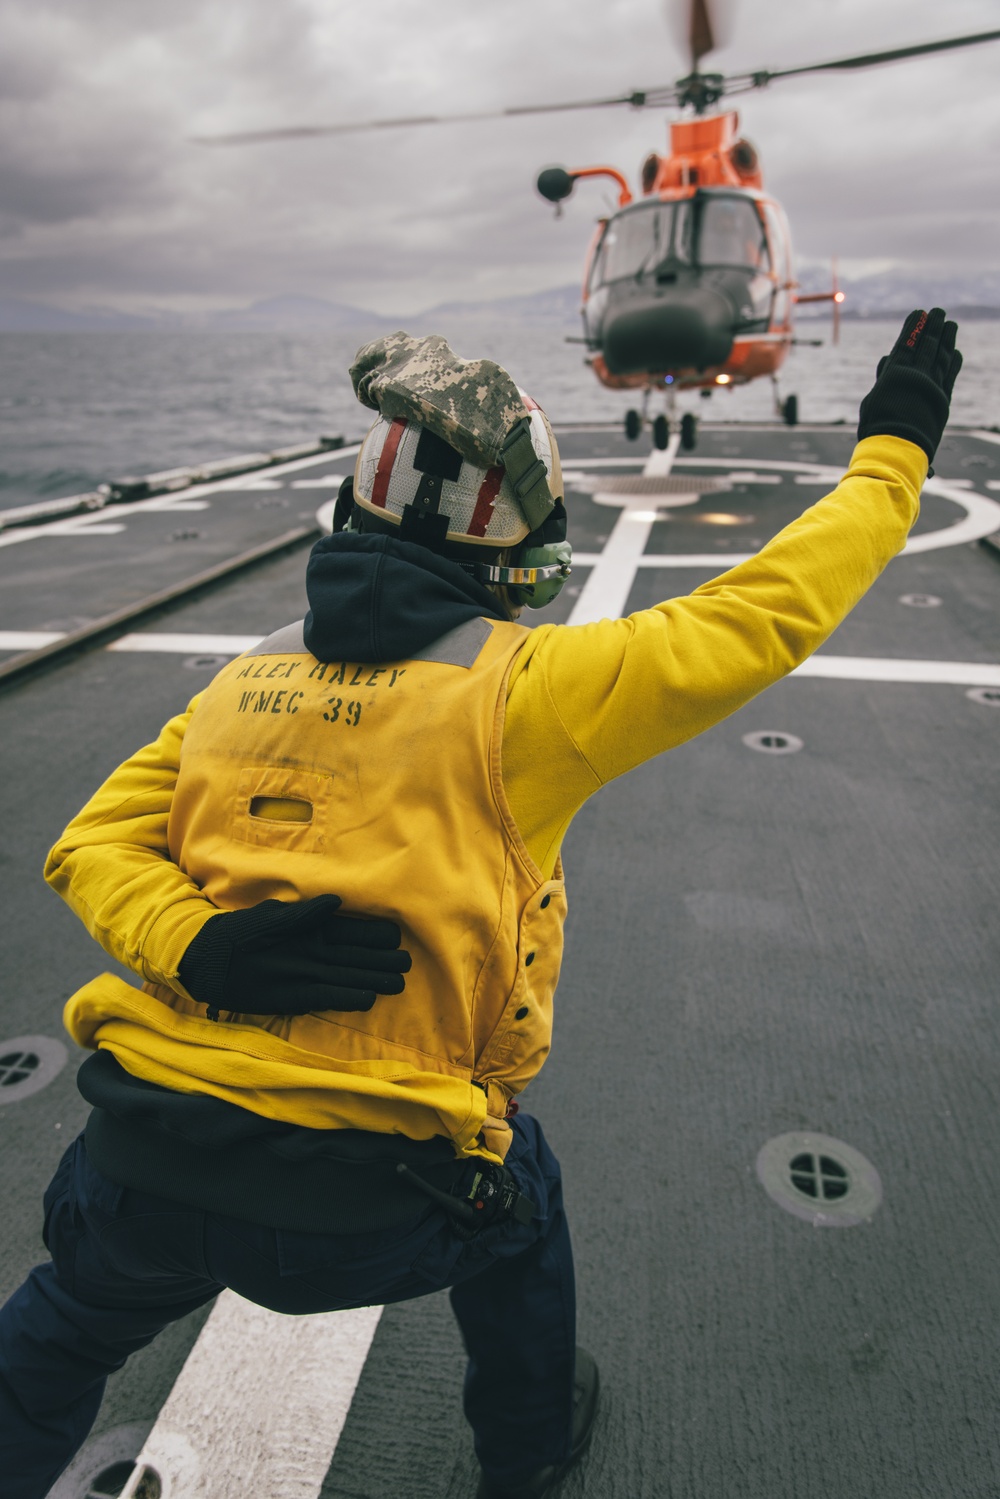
left=1, top=0, right=998, bottom=312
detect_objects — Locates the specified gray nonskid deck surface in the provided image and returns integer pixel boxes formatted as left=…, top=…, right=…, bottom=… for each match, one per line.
left=0, top=426, right=998, bottom=1497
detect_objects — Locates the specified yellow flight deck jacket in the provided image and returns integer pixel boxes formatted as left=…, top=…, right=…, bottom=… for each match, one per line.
left=48, top=436, right=925, bottom=1163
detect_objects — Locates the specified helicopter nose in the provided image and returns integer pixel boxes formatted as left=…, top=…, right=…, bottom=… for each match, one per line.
left=602, top=286, right=735, bottom=375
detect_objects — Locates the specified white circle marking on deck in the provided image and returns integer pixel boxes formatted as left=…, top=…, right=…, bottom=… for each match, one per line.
left=562, top=456, right=1000, bottom=559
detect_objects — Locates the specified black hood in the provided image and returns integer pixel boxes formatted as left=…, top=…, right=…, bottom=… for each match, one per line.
left=303, top=531, right=506, bottom=664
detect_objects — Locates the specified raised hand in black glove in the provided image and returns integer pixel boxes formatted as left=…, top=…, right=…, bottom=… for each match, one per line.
left=857, top=307, right=962, bottom=470
left=178, top=894, right=412, bottom=1020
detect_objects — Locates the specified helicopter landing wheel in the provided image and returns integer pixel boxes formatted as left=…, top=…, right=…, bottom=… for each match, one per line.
left=625, top=408, right=642, bottom=441
left=680, top=412, right=698, bottom=451
left=652, top=414, right=670, bottom=450
left=782, top=394, right=799, bottom=427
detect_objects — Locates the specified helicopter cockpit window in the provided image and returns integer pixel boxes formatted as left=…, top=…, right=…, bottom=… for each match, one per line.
left=596, top=203, right=685, bottom=283
left=698, top=196, right=770, bottom=271
left=673, top=200, right=695, bottom=263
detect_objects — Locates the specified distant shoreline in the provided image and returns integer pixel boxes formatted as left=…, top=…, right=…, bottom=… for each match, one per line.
left=1, top=310, right=998, bottom=334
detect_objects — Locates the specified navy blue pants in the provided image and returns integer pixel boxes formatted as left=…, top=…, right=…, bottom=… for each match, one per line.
left=0, top=1112, right=575, bottom=1499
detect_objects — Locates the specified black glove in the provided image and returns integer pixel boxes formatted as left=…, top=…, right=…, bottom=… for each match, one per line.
left=857, top=307, right=962, bottom=469
left=178, top=894, right=412, bottom=1020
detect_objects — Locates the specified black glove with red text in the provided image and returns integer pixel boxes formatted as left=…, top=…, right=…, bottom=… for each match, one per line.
left=178, top=894, right=412, bottom=1019
left=857, top=307, right=962, bottom=469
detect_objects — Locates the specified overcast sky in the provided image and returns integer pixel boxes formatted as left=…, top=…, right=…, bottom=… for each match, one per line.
left=2, top=0, right=998, bottom=315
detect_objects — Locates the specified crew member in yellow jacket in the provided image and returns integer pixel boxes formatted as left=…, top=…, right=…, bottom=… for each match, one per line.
left=0, top=312, right=962, bottom=1499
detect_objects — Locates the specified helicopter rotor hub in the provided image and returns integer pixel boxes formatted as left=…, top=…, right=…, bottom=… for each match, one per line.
left=675, top=71, right=726, bottom=113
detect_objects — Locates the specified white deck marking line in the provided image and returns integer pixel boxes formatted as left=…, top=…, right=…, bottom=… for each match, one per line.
left=571, top=552, right=756, bottom=568
left=35, top=522, right=127, bottom=537
left=0, top=445, right=362, bottom=551
left=792, top=656, right=1000, bottom=686
left=0, top=630, right=65, bottom=649
left=292, top=474, right=349, bottom=488
left=562, top=459, right=643, bottom=471
left=9, top=628, right=995, bottom=687
left=107, top=633, right=262, bottom=655
left=907, top=480, right=1000, bottom=552
left=119, top=1292, right=382, bottom=1499
left=8, top=627, right=986, bottom=686
left=142, top=499, right=211, bottom=511
left=567, top=435, right=682, bottom=624
left=970, top=429, right=1000, bottom=449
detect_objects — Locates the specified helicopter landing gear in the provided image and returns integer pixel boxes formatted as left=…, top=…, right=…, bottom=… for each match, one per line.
left=772, top=376, right=799, bottom=427
left=626, top=387, right=654, bottom=442
left=652, top=413, right=670, bottom=450
left=680, top=411, right=698, bottom=451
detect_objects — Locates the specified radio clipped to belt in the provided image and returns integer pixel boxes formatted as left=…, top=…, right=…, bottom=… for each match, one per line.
left=397, top=1160, right=536, bottom=1240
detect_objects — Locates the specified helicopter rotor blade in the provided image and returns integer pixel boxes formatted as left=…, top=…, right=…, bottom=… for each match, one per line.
left=667, top=0, right=734, bottom=71
left=192, top=89, right=680, bottom=146
left=689, top=0, right=716, bottom=66
left=748, top=28, right=1000, bottom=87
left=192, top=24, right=1000, bottom=146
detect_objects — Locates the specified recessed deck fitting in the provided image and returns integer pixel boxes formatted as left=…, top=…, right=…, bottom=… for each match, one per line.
left=0, top=1035, right=67, bottom=1104
left=756, top=1131, right=882, bottom=1227
left=899, top=593, right=942, bottom=608
left=47, top=1420, right=150, bottom=1499
left=183, top=654, right=230, bottom=670
left=742, top=730, right=804, bottom=755
left=967, top=686, right=1000, bottom=707
left=85, top=1461, right=137, bottom=1497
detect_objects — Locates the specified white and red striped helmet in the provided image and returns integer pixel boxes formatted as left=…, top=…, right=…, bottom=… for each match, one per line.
left=353, top=394, right=562, bottom=549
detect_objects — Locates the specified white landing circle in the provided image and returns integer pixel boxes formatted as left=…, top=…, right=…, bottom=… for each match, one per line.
left=564, top=456, right=1000, bottom=562
left=316, top=497, right=337, bottom=532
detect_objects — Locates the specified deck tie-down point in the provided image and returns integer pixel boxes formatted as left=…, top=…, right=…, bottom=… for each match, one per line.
left=0, top=1035, right=67, bottom=1104
left=756, top=1132, right=882, bottom=1227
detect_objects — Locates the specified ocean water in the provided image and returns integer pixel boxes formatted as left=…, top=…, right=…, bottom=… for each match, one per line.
left=1, top=318, right=997, bottom=512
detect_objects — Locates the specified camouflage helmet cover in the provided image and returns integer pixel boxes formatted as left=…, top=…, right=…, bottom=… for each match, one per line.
left=352, top=332, right=528, bottom=469
left=350, top=332, right=563, bottom=550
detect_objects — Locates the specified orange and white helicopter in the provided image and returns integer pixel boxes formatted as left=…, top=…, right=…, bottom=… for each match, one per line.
left=198, top=5, right=1000, bottom=450
left=532, top=3, right=999, bottom=447
left=536, top=108, right=823, bottom=445
left=538, top=107, right=833, bottom=446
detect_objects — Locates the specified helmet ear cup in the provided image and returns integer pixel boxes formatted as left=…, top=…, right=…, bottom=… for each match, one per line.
left=507, top=541, right=573, bottom=609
